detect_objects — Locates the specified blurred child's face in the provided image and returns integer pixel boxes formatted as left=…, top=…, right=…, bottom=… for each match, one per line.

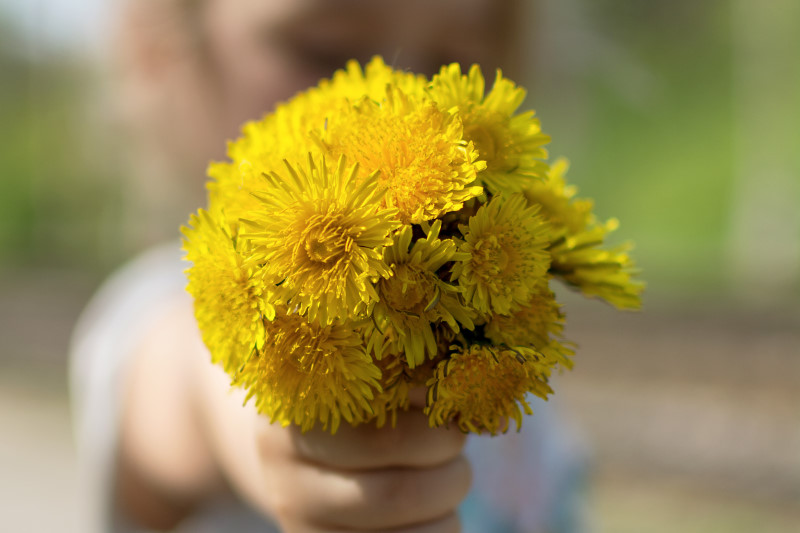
left=126, top=0, right=515, bottom=215
left=201, top=0, right=513, bottom=150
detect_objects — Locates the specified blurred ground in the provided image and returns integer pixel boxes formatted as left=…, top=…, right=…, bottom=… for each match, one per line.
left=0, top=269, right=93, bottom=533
left=2, top=270, right=798, bottom=532
left=0, top=364, right=83, bottom=533
left=558, top=292, right=800, bottom=532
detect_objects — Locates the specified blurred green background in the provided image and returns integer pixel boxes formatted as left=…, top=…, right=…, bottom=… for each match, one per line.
left=1, top=1, right=798, bottom=532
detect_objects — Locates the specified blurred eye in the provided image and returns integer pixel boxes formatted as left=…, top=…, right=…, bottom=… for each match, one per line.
left=264, top=22, right=367, bottom=77
left=286, top=40, right=363, bottom=74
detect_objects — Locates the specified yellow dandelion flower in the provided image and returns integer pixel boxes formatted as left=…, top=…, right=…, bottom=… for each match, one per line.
left=523, top=159, right=644, bottom=309
left=208, top=57, right=430, bottom=228
left=205, top=160, right=267, bottom=230
left=453, top=194, right=551, bottom=315
left=323, top=55, right=428, bottom=102
left=429, top=63, right=550, bottom=195
left=521, top=158, right=594, bottom=234
left=221, top=56, right=424, bottom=184
left=426, top=344, right=553, bottom=435
left=371, top=221, right=475, bottom=368
left=226, top=112, right=295, bottom=167
left=209, top=91, right=334, bottom=227
left=484, top=282, right=574, bottom=369
left=210, top=75, right=356, bottom=226
left=242, top=155, right=400, bottom=324
left=184, top=58, right=644, bottom=436
left=551, top=226, right=643, bottom=310
left=182, top=209, right=276, bottom=373
left=322, top=86, right=484, bottom=224
left=235, top=310, right=381, bottom=433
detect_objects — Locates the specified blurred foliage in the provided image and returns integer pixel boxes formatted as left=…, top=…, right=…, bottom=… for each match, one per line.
left=535, top=1, right=736, bottom=295
left=0, top=17, right=125, bottom=274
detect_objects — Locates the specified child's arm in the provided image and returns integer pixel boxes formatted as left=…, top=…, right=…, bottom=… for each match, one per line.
left=119, top=296, right=470, bottom=532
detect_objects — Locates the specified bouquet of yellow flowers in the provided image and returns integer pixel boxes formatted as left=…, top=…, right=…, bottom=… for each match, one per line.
left=182, top=57, right=643, bottom=435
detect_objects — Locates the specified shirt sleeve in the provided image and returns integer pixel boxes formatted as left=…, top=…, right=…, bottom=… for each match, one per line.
left=69, top=243, right=190, bottom=533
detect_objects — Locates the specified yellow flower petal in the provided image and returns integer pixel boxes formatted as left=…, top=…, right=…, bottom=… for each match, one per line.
left=182, top=209, right=275, bottom=373
left=426, top=344, right=554, bottom=435
left=371, top=221, right=475, bottom=368
left=453, top=194, right=551, bottom=315
left=242, top=155, right=400, bottom=324
left=524, top=159, right=645, bottom=309
left=235, top=309, right=382, bottom=433
left=323, top=87, right=483, bottom=224
left=430, top=63, right=551, bottom=195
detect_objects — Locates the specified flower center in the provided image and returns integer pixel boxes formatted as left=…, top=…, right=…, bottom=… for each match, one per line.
left=303, top=225, right=349, bottom=265
left=381, top=265, right=430, bottom=313
left=306, top=237, right=339, bottom=263
left=473, top=235, right=511, bottom=280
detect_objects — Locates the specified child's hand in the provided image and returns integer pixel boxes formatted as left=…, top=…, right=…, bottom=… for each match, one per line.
left=252, top=405, right=470, bottom=532
left=192, top=336, right=470, bottom=532
left=122, top=301, right=470, bottom=531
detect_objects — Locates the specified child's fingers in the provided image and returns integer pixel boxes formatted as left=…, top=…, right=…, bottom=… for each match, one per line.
left=275, top=455, right=471, bottom=531
left=257, top=409, right=466, bottom=470
left=289, top=512, right=461, bottom=533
